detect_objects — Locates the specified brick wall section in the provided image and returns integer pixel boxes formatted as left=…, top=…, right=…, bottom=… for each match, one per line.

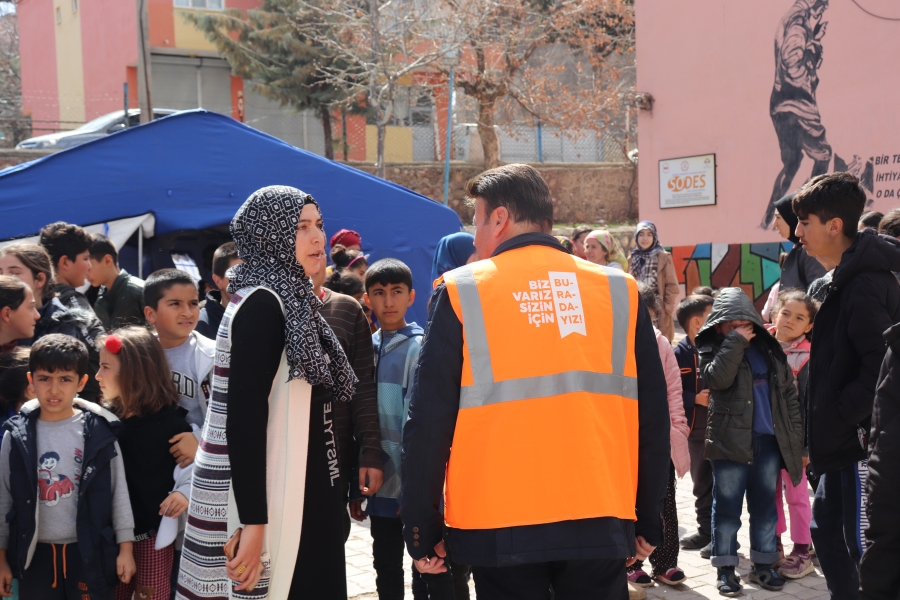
left=0, top=149, right=53, bottom=169
left=353, top=162, right=637, bottom=224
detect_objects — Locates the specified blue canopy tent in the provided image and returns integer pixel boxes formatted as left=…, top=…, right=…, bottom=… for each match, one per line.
left=0, top=110, right=461, bottom=323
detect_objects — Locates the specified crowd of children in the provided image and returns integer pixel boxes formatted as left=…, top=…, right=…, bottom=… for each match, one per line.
left=1, top=169, right=900, bottom=600
left=0, top=218, right=475, bottom=600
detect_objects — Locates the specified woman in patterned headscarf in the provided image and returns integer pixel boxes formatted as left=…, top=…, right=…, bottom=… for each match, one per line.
left=177, top=186, right=357, bottom=600
left=583, top=229, right=628, bottom=270
left=628, top=221, right=680, bottom=341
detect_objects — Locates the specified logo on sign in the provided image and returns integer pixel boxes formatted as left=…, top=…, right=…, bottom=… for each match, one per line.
left=667, top=174, right=707, bottom=192
left=681, top=160, right=690, bottom=171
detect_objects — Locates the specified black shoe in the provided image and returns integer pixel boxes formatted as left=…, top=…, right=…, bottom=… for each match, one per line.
left=701, top=540, right=740, bottom=559
left=681, top=531, right=711, bottom=550
left=716, top=567, right=743, bottom=597
left=749, top=564, right=785, bottom=591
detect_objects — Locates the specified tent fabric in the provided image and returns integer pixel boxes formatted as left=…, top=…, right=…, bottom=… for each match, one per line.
left=0, top=110, right=462, bottom=323
left=0, top=213, right=156, bottom=253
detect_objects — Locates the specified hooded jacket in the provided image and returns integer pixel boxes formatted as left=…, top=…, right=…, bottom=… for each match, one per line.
left=356, top=323, right=424, bottom=518
left=21, top=298, right=104, bottom=403
left=55, top=284, right=95, bottom=314
left=93, top=269, right=145, bottom=330
left=807, top=230, right=900, bottom=475
left=859, top=322, right=900, bottom=600
left=696, top=288, right=804, bottom=484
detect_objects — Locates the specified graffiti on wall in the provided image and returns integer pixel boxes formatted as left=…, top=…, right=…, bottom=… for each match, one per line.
left=670, top=242, right=795, bottom=312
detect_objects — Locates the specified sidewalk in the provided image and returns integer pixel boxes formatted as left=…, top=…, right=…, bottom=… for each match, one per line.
left=344, top=471, right=830, bottom=599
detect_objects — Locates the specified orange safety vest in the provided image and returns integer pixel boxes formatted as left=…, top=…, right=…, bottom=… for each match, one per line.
left=441, top=244, right=640, bottom=530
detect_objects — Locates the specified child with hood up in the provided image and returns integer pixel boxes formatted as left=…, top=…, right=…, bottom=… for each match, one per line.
left=697, top=288, right=804, bottom=597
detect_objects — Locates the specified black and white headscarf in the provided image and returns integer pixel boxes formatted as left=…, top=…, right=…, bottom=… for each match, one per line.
left=227, top=185, right=357, bottom=403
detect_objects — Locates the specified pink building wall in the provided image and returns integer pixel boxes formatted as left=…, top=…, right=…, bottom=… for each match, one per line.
left=18, top=0, right=58, bottom=133
left=81, top=0, right=138, bottom=120
left=636, top=0, right=900, bottom=248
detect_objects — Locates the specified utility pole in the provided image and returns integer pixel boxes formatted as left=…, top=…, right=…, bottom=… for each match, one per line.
left=136, top=0, right=153, bottom=123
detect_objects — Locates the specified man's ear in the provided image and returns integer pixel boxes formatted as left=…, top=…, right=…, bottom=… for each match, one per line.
left=492, top=206, right=510, bottom=235
left=828, top=217, right=844, bottom=238
left=144, top=305, right=157, bottom=324
left=26, top=372, right=33, bottom=386
left=407, top=289, right=416, bottom=307
left=57, top=256, right=70, bottom=273
left=104, top=255, right=116, bottom=269
left=77, top=374, right=89, bottom=392
left=0, top=305, right=10, bottom=324
left=363, top=293, right=372, bottom=309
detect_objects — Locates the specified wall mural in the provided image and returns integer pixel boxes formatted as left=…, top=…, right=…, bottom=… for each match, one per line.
left=670, top=242, right=795, bottom=312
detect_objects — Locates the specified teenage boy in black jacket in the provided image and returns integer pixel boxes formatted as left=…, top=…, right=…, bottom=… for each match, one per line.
left=859, top=322, right=900, bottom=600
left=793, top=172, right=900, bottom=600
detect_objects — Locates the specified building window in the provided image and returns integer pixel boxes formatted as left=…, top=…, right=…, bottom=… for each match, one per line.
left=56, top=7, right=62, bottom=23
left=174, top=0, right=223, bottom=8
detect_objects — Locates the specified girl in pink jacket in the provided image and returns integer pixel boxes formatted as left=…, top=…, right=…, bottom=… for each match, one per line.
left=628, top=283, right=691, bottom=588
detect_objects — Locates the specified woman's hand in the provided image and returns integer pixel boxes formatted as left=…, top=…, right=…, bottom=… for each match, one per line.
left=159, top=491, right=189, bottom=519
left=170, top=432, right=199, bottom=467
left=226, top=524, right=265, bottom=591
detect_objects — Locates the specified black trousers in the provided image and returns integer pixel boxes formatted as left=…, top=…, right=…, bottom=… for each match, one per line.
left=471, top=559, right=628, bottom=600
left=19, top=542, right=104, bottom=600
left=287, top=393, right=348, bottom=599
left=811, top=462, right=868, bottom=600
left=688, top=406, right=713, bottom=537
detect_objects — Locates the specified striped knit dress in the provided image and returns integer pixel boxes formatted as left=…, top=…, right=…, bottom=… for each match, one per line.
left=176, top=287, right=310, bottom=600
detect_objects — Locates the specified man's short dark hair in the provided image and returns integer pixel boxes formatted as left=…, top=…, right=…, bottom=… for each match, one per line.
left=878, top=209, right=900, bottom=238
left=365, top=258, right=413, bottom=293
left=792, top=173, right=866, bottom=239
left=212, top=242, right=239, bottom=278
left=676, top=294, right=715, bottom=331
left=859, top=211, right=884, bottom=230
left=39, top=221, right=93, bottom=267
left=89, top=234, right=118, bottom=265
left=143, top=269, right=198, bottom=310
left=30, top=334, right=89, bottom=378
left=465, top=164, right=553, bottom=232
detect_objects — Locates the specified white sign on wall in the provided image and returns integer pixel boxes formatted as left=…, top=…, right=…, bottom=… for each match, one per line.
left=659, top=154, right=716, bottom=209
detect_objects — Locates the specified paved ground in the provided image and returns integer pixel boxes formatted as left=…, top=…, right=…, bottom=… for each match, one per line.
left=344, top=470, right=830, bottom=599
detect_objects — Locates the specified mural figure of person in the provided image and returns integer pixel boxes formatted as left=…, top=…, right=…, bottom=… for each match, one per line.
left=762, top=0, right=832, bottom=228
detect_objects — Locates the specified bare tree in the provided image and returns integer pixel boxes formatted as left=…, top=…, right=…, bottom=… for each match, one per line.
left=295, top=0, right=481, bottom=178
left=0, top=7, right=28, bottom=147
left=432, top=0, right=634, bottom=169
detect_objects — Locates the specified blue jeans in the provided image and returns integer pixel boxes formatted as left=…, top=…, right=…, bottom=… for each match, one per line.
left=710, top=434, right=782, bottom=567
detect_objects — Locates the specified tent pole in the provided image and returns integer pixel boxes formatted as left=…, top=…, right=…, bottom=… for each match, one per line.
left=138, top=225, right=143, bottom=279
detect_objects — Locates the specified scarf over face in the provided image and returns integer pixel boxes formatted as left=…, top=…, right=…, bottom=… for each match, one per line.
left=630, top=221, right=664, bottom=287
left=227, top=185, right=357, bottom=403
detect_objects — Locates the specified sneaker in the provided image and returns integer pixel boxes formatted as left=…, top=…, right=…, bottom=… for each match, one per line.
left=628, top=582, right=647, bottom=600
left=680, top=531, right=711, bottom=549
left=778, top=551, right=815, bottom=579
left=774, top=541, right=786, bottom=567
left=655, top=567, right=687, bottom=586
left=716, top=567, right=742, bottom=597
left=627, top=568, right=653, bottom=588
left=749, top=564, right=786, bottom=591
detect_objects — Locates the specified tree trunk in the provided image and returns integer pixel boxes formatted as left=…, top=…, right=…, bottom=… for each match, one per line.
left=376, top=123, right=386, bottom=179
left=320, top=105, right=334, bottom=160
left=477, top=98, right=500, bottom=170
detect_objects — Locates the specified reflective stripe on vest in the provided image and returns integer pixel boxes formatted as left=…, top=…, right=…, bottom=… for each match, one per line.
left=442, top=245, right=640, bottom=530
left=453, top=265, right=638, bottom=408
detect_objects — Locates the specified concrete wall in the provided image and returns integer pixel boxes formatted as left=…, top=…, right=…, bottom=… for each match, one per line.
left=354, top=162, right=637, bottom=225
left=636, top=0, right=900, bottom=247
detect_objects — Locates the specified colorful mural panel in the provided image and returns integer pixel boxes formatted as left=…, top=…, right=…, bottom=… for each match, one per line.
left=671, top=242, right=794, bottom=313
